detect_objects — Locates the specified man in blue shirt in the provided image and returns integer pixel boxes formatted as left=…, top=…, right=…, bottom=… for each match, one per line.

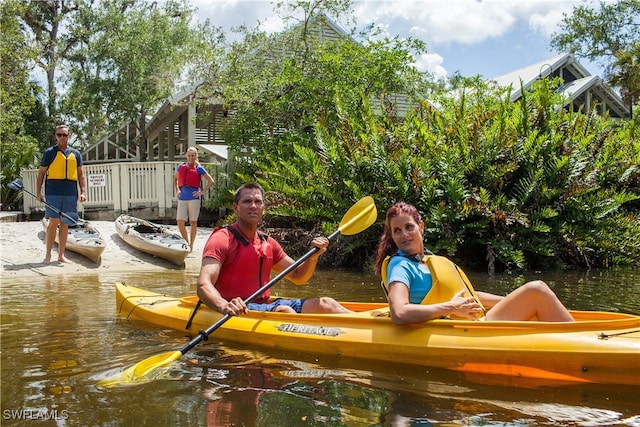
left=36, top=125, right=86, bottom=264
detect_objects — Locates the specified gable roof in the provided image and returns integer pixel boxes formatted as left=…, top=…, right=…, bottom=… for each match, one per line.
left=489, top=54, right=629, bottom=119
left=199, top=143, right=228, bottom=161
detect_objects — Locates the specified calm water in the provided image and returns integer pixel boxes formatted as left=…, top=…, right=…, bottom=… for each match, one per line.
left=1, top=267, right=639, bottom=426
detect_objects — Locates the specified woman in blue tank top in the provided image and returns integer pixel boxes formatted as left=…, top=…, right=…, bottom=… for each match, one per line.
left=374, top=202, right=574, bottom=325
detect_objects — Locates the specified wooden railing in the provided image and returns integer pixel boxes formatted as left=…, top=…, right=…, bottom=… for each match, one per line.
left=21, top=161, right=227, bottom=221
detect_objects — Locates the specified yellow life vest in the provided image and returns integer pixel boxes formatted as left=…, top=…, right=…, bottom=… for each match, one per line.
left=381, top=254, right=485, bottom=316
left=47, top=150, right=78, bottom=181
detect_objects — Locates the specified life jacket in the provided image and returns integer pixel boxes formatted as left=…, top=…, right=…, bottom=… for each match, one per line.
left=177, top=163, right=201, bottom=188
left=47, top=149, right=78, bottom=181
left=214, top=225, right=273, bottom=304
left=381, top=254, right=485, bottom=316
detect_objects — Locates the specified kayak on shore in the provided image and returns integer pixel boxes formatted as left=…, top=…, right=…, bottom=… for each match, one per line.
left=41, top=217, right=106, bottom=263
left=114, top=214, right=189, bottom=266
left=113, top=282, right=640, bottom=386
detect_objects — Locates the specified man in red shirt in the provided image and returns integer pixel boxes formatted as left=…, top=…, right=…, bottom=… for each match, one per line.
left=197, top=182, right=350, bottom=314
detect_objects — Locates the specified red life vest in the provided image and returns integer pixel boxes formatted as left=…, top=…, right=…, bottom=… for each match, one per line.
left=177, top=163, right=201, bottom=188
left=215, top=225, right=274, bottom=303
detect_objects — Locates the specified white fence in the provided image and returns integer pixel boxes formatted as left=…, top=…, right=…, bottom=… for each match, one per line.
left=21, top=161, right=227, bottom=220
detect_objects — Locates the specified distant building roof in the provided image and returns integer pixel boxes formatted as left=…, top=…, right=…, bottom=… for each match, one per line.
left=488, top=54, right=629, bottom=119
left=198, top=144, right=228, bottom=161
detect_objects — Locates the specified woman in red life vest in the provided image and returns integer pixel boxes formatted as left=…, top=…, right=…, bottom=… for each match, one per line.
left=173, top=147, right=214, bottom=252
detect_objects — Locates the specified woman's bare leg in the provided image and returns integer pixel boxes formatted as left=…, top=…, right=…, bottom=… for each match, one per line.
left=301, top=297, right=352, bottom=314
left=486, top=280, right=574, bottom=322
left=177, top=219, right=189, bottom=246
left=189, top=221, right=198, bottom=252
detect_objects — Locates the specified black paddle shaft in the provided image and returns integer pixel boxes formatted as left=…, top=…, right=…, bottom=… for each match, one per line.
left=8, top=179, right=82, bottom=226
left=182, top=228, right=341, bottom=354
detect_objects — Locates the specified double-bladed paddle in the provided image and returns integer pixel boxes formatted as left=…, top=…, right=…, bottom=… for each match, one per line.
left=8, top=178, right=84, bottom=226
left=98, top=195, right=377, bottom=387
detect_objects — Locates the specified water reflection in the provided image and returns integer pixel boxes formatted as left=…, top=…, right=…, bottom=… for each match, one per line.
left=1, top=268, right=639, bottom=426
left=37, top=311, right=76, bottom=418
left=135, top=344, right=640, bottom=426
left=3, top=277, right=83, bottom=419
left=202, top=368, right=289, bottom=425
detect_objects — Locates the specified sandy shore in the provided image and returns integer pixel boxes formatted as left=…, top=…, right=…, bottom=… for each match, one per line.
left=0, top=220, right=212, bottom=278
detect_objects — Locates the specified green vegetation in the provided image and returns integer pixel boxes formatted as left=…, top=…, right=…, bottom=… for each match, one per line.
left=0, top=0, right=42, bottom=211
left=211, top=1, right=640, bottom=271
left=242, top=77, right=640, bottom=271
left=61, top=0, right=210, bottom=148
left=1, top=0, right=213, bottom=194
left=3, top=0, right=639, bottom=271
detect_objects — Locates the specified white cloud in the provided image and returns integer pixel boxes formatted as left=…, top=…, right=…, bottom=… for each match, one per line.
left=186, top=0, right=590, bottom=78
left=527, top=7, right=571, bottom=38
left=413, top=52, right=447, bottom=79
left=352, top=0, right=581, bottom=46
left=354, top=1, right=515, bottom=45
left=188, top=0, right=582, bottom=47
left=190, top=0, right=280, bottom=33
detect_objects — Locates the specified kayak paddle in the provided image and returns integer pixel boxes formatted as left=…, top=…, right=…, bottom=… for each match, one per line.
left=97, top=195, right=377, bottom=387
left=8, top=178, right=84, bottom=226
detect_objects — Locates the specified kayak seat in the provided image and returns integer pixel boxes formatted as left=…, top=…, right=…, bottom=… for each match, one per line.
left=134, top=224, right=158, bottom=234
left=73, top=231, right=95, bottom=238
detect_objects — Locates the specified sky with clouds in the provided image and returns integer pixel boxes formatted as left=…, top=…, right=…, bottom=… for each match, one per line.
left=189, top=0, right=603, bottom=80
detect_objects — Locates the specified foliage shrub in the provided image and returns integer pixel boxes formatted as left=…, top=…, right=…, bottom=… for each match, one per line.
left=242, top=78, right=640, bottom=271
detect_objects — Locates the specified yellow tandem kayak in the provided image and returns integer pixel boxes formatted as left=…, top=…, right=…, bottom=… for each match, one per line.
left=114, top=282, right=640, bottom=385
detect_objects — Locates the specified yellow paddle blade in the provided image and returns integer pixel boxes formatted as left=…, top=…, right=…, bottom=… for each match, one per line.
left=338, top=196, right=377, bottom=236
left=97, top=350, right=182, bottom=387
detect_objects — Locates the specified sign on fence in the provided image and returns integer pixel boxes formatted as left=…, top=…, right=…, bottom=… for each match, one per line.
left=88, top=174, right=106, bottom=187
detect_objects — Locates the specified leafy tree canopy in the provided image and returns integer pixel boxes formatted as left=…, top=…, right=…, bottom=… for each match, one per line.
left=0, top=0, right=42, bottom=210
left=550, top=0, right=640, bottom=67
left=216, top=0, right=432, bottom=164
left=252, top=76, right=640, bottom=271
left=60, top=0, right=214, bottom=148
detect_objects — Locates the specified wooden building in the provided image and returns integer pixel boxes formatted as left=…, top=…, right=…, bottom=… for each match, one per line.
left=489, top=53, right=630, bottom=119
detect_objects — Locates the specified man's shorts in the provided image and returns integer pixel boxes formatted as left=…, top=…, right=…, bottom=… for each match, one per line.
left=44, top=194, right=78, bottom=226
left=176, top=199, right=201, bottom=222
left=248, top=298, right=305, bottom=313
